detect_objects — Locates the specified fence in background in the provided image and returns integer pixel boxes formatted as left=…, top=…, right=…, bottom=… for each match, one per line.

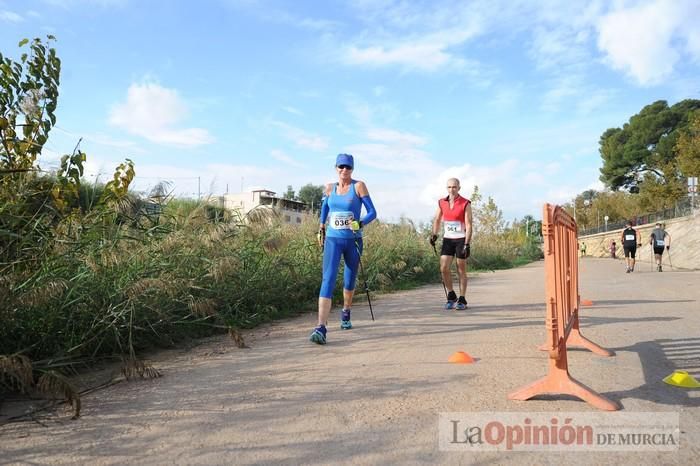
left=579, top=197, right=697, bottom=236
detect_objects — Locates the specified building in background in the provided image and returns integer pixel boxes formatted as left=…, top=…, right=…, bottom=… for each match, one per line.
left=217, top=189, right=307, bottom=225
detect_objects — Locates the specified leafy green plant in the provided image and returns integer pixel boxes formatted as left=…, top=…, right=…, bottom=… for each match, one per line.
left=1, top=36, right=61, bottom=173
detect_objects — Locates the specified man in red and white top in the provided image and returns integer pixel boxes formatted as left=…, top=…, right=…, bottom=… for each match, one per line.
left=430, top=178, right=473, bottom=310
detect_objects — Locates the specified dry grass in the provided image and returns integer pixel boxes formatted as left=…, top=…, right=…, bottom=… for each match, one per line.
left=228, top=327, right=248, bottom=348
left=0, top=355, right=33, bottom=392
left=17, top=280, right=68, bottom=307
left=120, top=358, right=162, bottom=381
left=125, top=278, right=172, bottom=299
left=188, top=298, right=219, bottom=317
left=37, top=370, right=81, bottom=419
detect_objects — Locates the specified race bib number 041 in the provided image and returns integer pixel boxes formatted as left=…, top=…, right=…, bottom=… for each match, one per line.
left=444, top=220, right=464, bottom=238
left=444, top=221, right=462, bottom=233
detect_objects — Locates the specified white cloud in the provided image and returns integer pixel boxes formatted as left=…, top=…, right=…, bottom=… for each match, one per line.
left=0, top=10, right=23, bottom=22
left=489, top=86, right=521, bottom=109
left=78, top=156, right=281, bottom=199
left=223, top=1, right=338, bottom=32
left=282, top=106, right=303, bottom=116
left=530, top=25, right=576, bottom=69
left=540, top=76, right=583, bottom=112
left=576, top=88, right=616, bottom=115
left=545, top=176, right=605, bottom=207
left=270, top=120, right=329, bottom=151
left=52, top=126, right=145, bottom=152
left=341, top=94, right=402, bottom=128
left=344, top=41, right=458, bottom=71
left=686, top=25, right=700, bottom=58
left=366, top=128, right=427, bottom=146
left=339, top=3, right=485, bottom=72
left=42, top=0, right=128, bottom=8
left=596, top=0, right=699, bottom=85
left=109, top=82, right=214, bottom=147
left=339, top=123, right=596, bottom=222
left=344, top=99, right=374, bottom=126
left=544, top=162, right=561, bottom=175
left=526, top=1, right=602, bottom=71
left=341, top=126, right=434, bottom=175
left=542, top=79, right=615, bottom=114
left=341, top=26, right=481, bottom=72
left=125, top=159, right=331, bottom=199
left=345, top=142, right=436, bottom=173
left=416, top=160, right=537, bottom=222
left=270, top=149, right=304, bottom=168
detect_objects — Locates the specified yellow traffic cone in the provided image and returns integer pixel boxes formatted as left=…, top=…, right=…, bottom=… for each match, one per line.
left=663, top=370, right=700, bottom=388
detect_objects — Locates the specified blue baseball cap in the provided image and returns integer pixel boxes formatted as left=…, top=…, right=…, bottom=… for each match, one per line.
left=336, top=153, right=354, bottom=168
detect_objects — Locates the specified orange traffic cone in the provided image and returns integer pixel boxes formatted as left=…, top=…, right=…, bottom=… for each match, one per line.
left=448, top=351, right=475, bottom=364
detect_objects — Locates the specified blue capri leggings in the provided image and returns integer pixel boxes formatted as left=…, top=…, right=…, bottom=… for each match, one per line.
left=319, top=236, right=363, bottom=299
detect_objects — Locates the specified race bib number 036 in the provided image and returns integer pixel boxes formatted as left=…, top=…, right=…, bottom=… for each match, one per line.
left=330, top=211, right=354, bottom=229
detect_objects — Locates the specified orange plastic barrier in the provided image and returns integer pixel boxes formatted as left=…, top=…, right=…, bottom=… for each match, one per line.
left=508, top=204, right=619, bottom=411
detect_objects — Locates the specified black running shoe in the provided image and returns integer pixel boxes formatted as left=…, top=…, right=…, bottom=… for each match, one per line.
left=456, top=296, right=468, bottom=310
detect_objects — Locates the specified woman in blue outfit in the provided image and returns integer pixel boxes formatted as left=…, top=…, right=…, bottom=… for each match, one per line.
left=310, top=153, right=377, bottom=345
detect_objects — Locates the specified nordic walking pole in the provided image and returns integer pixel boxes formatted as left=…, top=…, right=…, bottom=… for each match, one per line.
left=432, top=243, right=449, bottom=300
left=354, top=235, right=374, bottom=321
left=667, top=247, right=673, bottom=270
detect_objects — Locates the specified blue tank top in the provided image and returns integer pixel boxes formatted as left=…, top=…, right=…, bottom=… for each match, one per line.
left=326, top=181, right=363, bottom=239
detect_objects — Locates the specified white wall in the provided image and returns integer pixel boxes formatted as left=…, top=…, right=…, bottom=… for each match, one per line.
left=579, top=212, right=700, bottom=270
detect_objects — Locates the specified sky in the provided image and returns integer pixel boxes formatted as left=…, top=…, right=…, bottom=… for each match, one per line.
left=1, top=0, right=699, bottom=224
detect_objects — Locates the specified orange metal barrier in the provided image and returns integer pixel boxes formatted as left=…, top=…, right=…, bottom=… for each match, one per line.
left=508, top=204, right=620, bottom=411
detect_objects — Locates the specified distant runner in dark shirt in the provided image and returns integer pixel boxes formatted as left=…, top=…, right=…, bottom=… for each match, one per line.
left=621, top=221, right=640, bottom=273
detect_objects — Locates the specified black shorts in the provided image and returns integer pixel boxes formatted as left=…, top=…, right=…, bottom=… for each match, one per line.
left=653, top=246, right=665, bottom=255
left=441, top=237, right=467, bottom=259
left=623, top=246, right=636, bottom=259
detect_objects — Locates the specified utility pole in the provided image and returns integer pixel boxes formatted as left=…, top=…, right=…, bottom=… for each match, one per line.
left=198, top=176, right=201, bottom=201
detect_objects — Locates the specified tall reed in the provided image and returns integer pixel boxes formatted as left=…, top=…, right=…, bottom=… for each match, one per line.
left=1, top=205, right=440, bottom=367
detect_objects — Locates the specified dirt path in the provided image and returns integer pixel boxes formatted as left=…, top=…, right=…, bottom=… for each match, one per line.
left=2, top=258, right=699, bottom=465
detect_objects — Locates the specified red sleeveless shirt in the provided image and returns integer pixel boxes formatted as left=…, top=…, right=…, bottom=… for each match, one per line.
left=438, top=195, right=470, bottom=239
